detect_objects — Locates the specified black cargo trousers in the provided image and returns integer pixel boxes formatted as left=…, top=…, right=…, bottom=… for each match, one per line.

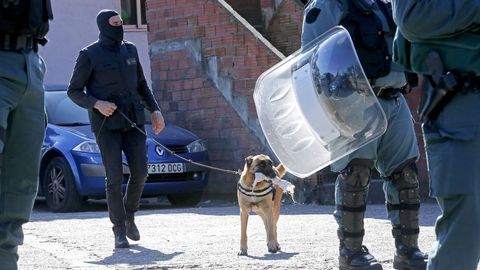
left=95, top=125, right=148, bottom=229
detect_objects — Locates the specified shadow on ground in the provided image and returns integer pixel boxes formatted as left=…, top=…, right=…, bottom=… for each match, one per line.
left=246, top=251, right=300, bottom=261
left=86, top=244, right=182, bottom=266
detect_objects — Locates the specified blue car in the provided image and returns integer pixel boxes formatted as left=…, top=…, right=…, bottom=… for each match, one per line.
left=39, top=86, right=209, bottom=212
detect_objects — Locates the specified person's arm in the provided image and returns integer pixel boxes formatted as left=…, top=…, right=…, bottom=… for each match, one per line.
left=132, top=45, right=160, bottom=112
left=132, top=46, right=164, bottom=134
left=67, top=50, right=98, bottom=109
left=391, top=0, right=480, bottom=41
left=67, top=50, right=117, bottom=117
left=301, top=0, right=343, bottom=47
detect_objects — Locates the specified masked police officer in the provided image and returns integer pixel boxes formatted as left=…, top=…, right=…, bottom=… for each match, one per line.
left=0, top=0, right=53, bottom=268
left=68, top=9, right=165, bottom=249
left=391, top=1, right=480, bottom=269
left=302, top=1, right=428, bottom=269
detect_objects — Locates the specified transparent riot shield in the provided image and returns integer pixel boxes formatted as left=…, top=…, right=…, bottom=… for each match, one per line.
left=253, top=26, right=387, bottom=178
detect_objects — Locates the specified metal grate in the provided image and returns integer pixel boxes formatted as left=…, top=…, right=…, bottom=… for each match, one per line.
left=164, top=145, right=187, bottom=154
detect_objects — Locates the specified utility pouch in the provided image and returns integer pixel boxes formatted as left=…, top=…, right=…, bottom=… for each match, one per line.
left=418, top=50, right=458, bottom=123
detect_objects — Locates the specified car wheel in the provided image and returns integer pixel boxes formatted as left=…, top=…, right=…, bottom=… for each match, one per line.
left=167, top=192, right=203, bottom=207
left=43, top=157, right=83, bottom=212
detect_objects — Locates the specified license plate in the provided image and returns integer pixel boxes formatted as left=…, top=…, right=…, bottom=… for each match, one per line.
left=147, top=163, right=184, bottom=174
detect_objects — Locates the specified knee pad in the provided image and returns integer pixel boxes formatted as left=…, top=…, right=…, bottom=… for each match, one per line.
left=389, top=161, right=420, bottom=205
left=336, top=160, right=372, bottom=249
left=340, top=159, right=373, bottom=191
left=388, top=161, right=420, bottom=245
left=338, top=160, right=372, bottom=208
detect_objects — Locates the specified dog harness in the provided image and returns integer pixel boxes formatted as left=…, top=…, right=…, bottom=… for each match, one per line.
left=237, top=182, right=274, bottom=198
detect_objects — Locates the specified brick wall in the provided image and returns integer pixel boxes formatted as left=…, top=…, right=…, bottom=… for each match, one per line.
left=264, top=0, right=304, bottom=56
left=146, top=0, right=285, bottom=195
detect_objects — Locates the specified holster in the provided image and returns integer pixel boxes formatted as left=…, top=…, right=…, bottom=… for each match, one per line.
left=418, top=50, right=459, bottom=123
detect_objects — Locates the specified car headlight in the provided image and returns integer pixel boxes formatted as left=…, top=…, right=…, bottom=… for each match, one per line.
left=186, top=139, right=207, bottom=153
left=72, top=141, right=101, bottom=153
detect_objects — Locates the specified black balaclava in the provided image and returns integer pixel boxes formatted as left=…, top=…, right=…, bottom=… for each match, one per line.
left=96, top=9, right=124, bottom=46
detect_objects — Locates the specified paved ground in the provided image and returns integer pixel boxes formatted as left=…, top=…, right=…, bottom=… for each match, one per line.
left=18, top=199, right=443, bottom=270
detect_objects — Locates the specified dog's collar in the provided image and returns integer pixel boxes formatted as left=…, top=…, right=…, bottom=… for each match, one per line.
left=237, top=182, right=273, bottom=198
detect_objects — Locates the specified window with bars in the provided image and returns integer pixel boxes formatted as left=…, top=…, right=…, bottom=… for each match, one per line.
left=118, top=0, right=147, bottom=30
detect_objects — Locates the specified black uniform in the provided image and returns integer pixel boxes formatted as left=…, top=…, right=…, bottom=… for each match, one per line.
left=67, top=10, right=160, bottom=246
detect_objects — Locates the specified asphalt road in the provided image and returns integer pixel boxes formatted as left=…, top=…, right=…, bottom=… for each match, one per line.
left=18, top=199, right=444, bottom=270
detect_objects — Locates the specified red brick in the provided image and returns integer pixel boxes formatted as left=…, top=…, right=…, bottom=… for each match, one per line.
left=192, top=78, right=204, bottom=89
left=211, top=36, right=224, bottom=47
left=205, top=26, right=216, bottom=38
left=198, top=15, right=210, bottom=25
left=175, top=28, right=196, bottom=39
left=215, top=47, right=226, bottom=57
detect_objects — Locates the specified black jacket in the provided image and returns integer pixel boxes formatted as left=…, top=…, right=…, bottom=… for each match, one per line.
left=68, top=39, right=160, bottom=133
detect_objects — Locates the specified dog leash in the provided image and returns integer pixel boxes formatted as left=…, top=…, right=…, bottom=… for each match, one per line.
left=115, top=111, right=243, bottom=176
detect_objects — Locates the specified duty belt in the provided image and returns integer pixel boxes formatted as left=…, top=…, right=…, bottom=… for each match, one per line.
left=0, top=34, right=34, bottom=51
left=373, top=85, right=405, bottom=100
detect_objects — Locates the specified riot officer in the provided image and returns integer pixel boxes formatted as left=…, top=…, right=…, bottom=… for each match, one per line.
left=301, top=0, right=427, bottom=269
left=68, top=9, right=165, bottom=249
left=392, top=1, right=480, bottom=269
left=0, top=0, right=53, bottom=268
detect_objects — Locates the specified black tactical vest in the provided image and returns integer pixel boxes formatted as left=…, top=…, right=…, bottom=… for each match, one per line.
left=0, top=0, right=53, bottom=46
left=85, top=41, right=146, bottom=131
left=340, top=0, right=396, bottom=79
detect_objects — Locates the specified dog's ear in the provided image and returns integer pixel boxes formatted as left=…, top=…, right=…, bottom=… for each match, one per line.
left=275, top=163, right=286, bottom=178
left=245, top=155, right=254, bottom=167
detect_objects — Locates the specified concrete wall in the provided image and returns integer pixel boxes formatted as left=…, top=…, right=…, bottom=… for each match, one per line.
left=39, top=0, right=152, bottom=88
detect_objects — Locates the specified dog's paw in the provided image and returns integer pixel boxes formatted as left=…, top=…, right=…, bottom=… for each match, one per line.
left=267, top=242, right=280, bottom=253
left=238, top=250, right=248, bottom=256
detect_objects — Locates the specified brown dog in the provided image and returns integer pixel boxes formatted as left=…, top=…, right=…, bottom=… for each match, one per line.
left=237, top=154, right=286, bottom=256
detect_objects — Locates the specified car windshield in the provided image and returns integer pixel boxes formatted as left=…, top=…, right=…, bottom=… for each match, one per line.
left=46, top=90, right=90, bottom=126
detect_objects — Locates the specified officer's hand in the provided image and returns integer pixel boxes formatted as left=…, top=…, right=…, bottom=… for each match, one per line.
left=151, top=110, right=165, bottom=135
left=94, top=100, right=117, bottom=117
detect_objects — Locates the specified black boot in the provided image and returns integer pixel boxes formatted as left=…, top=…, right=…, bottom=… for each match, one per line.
left=125, top=219, right=140, bottom=241
left=339, top=246, right=383, bottom=270
left=113, top=226, right=130, bottom=248
left=393, top=244, right=427, bottom=270
left=392, top=227, right=427, bottom=270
